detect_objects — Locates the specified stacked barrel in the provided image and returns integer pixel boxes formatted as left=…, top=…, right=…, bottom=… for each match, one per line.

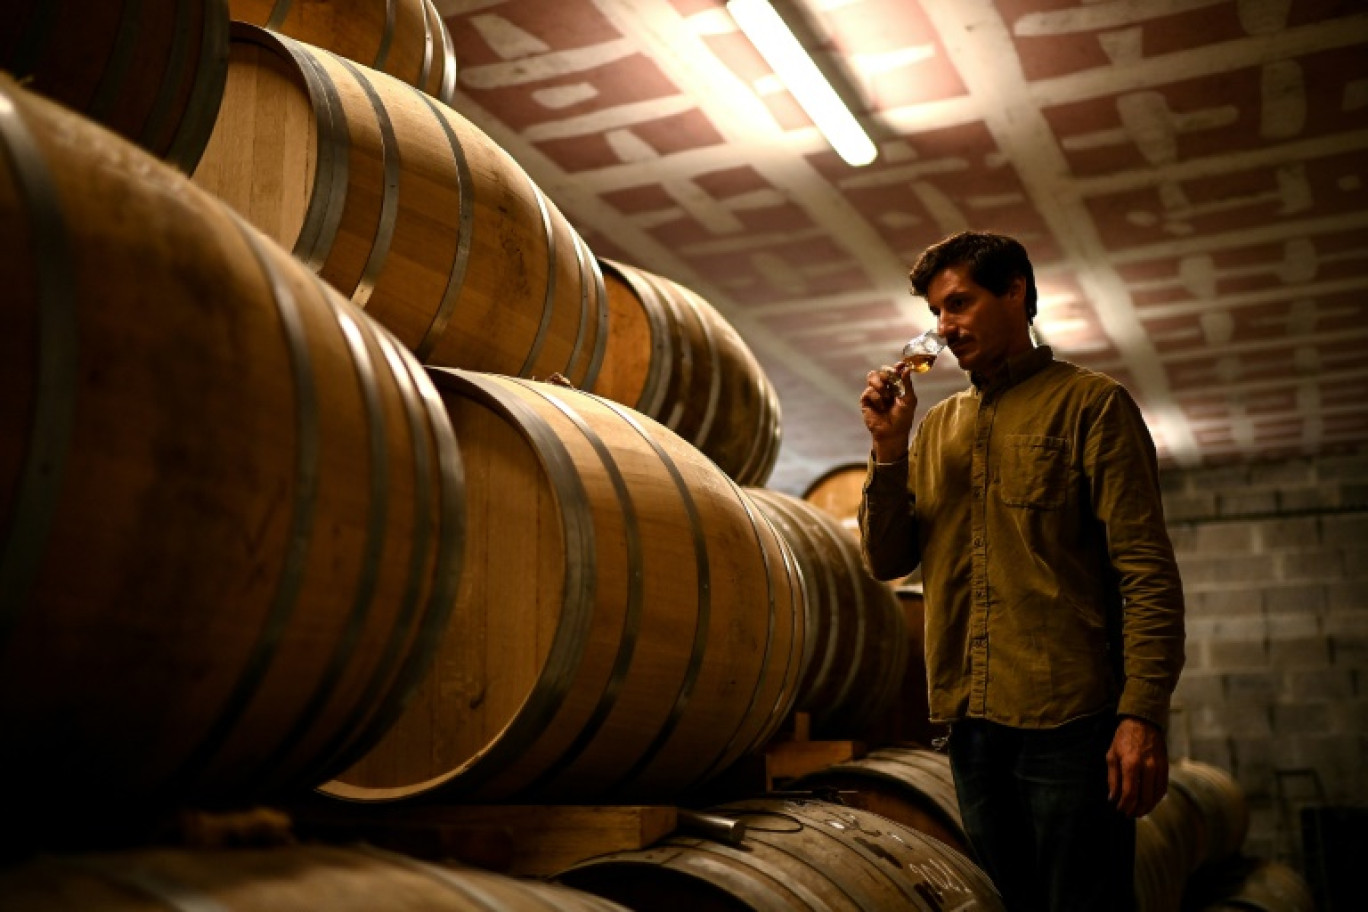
left=321, top=370, right=805, bottom=806
left=744, top=488, right=909, bottom=741
left=181, top=5, right=804, bottom=810
left=596, top=261, right=782, bottom=485
left=183, top=12, right=781, bottom=486
left=0, top=0, right=231, bottom=171
left=0, top=15, right=467, bottom=845
left=0, top=2, right=960, bottom=909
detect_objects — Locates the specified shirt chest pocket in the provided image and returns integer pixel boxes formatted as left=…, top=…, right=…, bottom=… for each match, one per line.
left=997, top=434, right=1070, bottom=509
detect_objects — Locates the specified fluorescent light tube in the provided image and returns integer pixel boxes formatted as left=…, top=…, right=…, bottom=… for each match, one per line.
left=727, top=0, right=877, bottom=166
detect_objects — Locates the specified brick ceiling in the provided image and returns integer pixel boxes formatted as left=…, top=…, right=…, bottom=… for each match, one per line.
left=434, top=0, right=1368, bottom=492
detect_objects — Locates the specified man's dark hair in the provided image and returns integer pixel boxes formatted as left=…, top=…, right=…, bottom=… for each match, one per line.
left=908, top=231, right=1038, bottom=322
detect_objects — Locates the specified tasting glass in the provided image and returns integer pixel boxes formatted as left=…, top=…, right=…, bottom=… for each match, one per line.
left=889, top=330, right=947, bottom=397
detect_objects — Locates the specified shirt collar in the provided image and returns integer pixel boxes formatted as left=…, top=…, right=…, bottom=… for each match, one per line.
left=970, top=344, right=1055, bottom=392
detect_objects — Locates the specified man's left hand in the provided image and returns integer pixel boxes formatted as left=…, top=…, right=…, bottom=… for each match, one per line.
left=1106, top=716, right=1168, bottom=818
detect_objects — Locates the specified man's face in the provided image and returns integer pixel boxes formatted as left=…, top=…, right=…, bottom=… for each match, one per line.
left=925, top=264, right=1031, bottom=376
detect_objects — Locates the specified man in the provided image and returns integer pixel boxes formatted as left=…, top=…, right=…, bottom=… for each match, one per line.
left=858, top=231, right=1185, bottom=911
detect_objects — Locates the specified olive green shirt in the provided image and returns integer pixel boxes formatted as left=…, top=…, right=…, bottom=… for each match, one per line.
left=860, top=346, right=1184, bottom=730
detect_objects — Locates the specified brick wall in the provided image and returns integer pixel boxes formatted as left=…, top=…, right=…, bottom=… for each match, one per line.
left=1162, top=447, right=1368, bottom=864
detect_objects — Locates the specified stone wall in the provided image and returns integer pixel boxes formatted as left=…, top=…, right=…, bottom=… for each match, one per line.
left=1161, top=447, right=1368, bottom=864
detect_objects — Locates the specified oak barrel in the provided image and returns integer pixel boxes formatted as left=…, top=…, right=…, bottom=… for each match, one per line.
left=790, top=746, right=969, bottom=857
left=595, top=259, right=781, bottom=486
left=1133, top=759, right=1248, bottom=912
left=1170, top=758, right=1250, bottom=867
left=192, top=24, right=606, bottom=387
left=421, top=0, right=459, bottom=103
left=802, top=461, right=929, bottom=591
left=1135, top=781, right=1202, bottom=912
left=558, top=798, right=1004, bottom=911
left=322, top=371, right=805, bottom=803
left=800, top=461, right=866, bottom=539
left=745, top=488, right=907, bottom=738
left=0, top=0, right=229, bottom=171
left=229, top=0, right=458, bottom=104
left=0, top=845, right=627, bottom=911
left=0, top=76, right=464, bottom=818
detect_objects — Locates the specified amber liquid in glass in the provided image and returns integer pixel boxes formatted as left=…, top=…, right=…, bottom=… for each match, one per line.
left=887, top=330, right=946, bottom=398
left=903, top=352, right=936, bottom=373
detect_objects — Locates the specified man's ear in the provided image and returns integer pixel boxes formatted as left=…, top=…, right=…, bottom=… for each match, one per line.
left=1005, top=277, right=1033, bottom=332
left=1001, top=277, right=1028, bottom=321
left=1007, top=276, right=1027, bottom=307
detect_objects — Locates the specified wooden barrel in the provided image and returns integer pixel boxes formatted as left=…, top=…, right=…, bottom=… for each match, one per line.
left=0, top=846, right=627, bottom=911
left=1170, top=758, right=1250, bottom=867
left=802, top=461, right=927, bottom=591
left=558, top=798, right=1005, bottom=911
left=229, top=0, right=458, bottom=104
left=0, top=0, right=229, bottom=172
left=1135, top=778, right=1203, bottom=912
left=789, top=747, right=969, bottom=857
left=594, top=259, right=781, bottom=487
left=0, top=76, right=465, bottom=821
left=745, top=489, right=907, bottom=739
left=322, top=371, right=805, bottom=803
left=422, top=0, right=459, bottom=103
left=800, top=462, right=866, bottom=539
left=192, top=24, right=607, bottom=388
left=1132, top=758, right=1248, bottom=912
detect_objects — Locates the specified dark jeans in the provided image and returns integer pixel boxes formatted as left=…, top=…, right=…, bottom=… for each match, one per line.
left=947, top=713, right=1136, bottom=912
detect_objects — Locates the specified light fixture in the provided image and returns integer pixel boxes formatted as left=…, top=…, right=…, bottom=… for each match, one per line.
left=727, top=0, right=877, bottom=167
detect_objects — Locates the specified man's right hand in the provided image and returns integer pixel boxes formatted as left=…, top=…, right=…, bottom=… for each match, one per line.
left=861, top=364, right=917, bottom=462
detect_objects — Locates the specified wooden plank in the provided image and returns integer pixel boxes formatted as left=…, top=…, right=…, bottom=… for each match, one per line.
left=781, top=711, right=812, bottom=743
left=766, top=739, right=864, bottom=786
left=423, top=805, right=677, bottom=876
